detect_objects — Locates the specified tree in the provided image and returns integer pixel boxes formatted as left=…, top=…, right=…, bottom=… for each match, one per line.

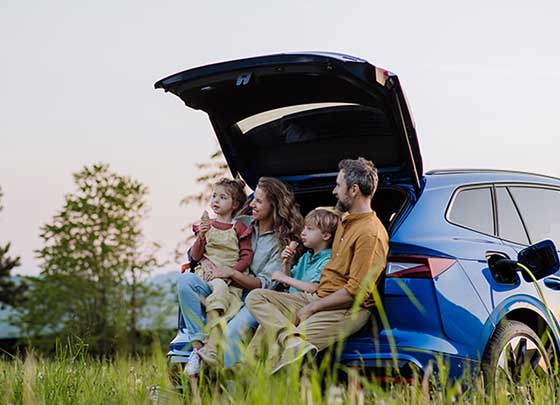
left=18, top=163, right=161, bottom=355
left=175, top=150, right=229, bottom=262
left=0, top=186, right=24, bottom=308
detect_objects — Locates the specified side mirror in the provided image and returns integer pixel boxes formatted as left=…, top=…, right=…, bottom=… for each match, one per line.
left=517, top=240, right=559, bottom=282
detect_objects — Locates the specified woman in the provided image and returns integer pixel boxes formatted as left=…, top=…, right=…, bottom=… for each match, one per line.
left=177, top=177, right=304, bottom=373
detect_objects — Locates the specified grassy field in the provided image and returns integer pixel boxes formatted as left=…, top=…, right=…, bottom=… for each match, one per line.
left=2, top=344, right=560, bottom=405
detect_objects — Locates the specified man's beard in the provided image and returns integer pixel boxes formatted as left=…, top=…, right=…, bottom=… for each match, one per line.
left=335, top=198, right=351, bottom=212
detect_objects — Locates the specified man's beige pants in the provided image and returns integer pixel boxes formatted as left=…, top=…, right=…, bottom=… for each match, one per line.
left=245, top=289, right=371, bottom=354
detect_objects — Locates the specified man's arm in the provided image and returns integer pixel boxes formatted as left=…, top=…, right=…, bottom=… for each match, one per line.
left=295, top=289, right=353, bottom=324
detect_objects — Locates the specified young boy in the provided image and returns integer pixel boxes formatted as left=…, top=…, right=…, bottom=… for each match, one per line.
left=271, top=207, right=340, bottom=294
left=246, top=207, right=340, bottom=363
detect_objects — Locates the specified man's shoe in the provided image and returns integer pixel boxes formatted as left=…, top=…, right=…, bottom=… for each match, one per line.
left=184, top=349, right=201, bottom=376
left=271, top=338, right=318, bottom=374
left=197, top=345, right=219, bottom=367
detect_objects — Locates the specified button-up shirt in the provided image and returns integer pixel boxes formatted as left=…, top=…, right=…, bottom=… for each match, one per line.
left=238, top=215, right=282, bottom=290
left=288, top=248, right=332, bottom=294
left=317, top=211, right=389, bottom=308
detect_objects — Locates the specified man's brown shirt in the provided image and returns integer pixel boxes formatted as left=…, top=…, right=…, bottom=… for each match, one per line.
left=317, top=211, right=389, bottom=308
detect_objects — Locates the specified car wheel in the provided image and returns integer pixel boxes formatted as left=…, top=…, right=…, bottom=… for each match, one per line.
left=482, top=320, right=551, bottom=387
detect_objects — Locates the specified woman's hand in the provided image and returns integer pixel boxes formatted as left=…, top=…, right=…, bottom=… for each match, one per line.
left=208, top=266, right=235, bottom=281
left=199, top=258, right=217, bottom=281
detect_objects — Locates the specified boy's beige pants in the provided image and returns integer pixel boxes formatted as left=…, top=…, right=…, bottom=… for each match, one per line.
left=245, top=289, right=371, bottom=355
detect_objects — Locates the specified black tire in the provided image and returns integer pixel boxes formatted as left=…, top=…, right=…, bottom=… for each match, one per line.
left=482, top=320, right=551, bottom=388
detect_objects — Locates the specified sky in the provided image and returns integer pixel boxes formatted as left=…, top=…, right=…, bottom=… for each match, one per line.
left=2, top=0, right=560, bottom=275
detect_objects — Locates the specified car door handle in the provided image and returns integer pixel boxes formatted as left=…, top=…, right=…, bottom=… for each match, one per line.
left=544, top=278, right=560, bottom=290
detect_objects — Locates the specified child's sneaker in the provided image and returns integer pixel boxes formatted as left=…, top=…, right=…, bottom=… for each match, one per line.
left=185, top=349, right=201, bottom=376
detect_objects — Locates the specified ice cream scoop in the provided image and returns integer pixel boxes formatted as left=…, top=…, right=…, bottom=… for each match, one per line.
left=201, top=210, right=210, bottom=222
left=199, top=210, right=210, bottom=238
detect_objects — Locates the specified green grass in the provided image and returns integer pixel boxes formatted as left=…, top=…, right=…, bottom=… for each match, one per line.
left=2, top=344, right=560, bottom=405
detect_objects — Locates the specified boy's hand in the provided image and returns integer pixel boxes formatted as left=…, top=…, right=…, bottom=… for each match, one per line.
left=271, top=271, right=287, bottom=283
left=281, top=244, right=297, bottom=263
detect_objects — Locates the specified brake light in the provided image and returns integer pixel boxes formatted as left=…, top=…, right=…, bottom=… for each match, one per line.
left=385, top=256, right=457, bottom=279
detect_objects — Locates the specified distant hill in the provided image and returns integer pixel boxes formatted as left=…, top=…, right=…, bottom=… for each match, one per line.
left=0, top=271, right=181, bottom=340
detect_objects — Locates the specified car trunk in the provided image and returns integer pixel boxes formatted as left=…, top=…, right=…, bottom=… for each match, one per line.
left=293, top=184, right=410, bottom=233
left=155, top=52, right=423, bottom=193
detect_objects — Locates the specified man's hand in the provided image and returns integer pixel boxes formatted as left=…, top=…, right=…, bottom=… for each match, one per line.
left=295, top=302, right=317, bottom=325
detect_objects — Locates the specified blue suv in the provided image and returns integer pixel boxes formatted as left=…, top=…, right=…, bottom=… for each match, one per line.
left=155, top=52, right=560, bottom=383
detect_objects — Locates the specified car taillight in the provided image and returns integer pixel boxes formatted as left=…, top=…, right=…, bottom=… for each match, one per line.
left=385, top=256, right=457, bottom=279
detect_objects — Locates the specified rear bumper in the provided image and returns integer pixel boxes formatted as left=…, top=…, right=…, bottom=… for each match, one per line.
left=340, top=330, right=480, bottom=380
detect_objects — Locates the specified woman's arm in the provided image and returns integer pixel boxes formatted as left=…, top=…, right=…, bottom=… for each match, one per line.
left=229, top=269, right=262, bottom=290
left=207, top=264, right=262, bottom=290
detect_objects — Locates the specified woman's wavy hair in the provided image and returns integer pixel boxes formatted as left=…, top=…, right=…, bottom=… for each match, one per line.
left=256, top=177, right=304, bottom=249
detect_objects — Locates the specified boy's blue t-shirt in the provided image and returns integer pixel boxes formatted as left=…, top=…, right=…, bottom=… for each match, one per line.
left=289, top=248, right=332, bottom=294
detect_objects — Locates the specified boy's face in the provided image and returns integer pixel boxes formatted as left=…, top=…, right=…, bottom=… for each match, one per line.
left=210, top=185, right=236, bottom=216
left=301, top=222, right=330, bottom=250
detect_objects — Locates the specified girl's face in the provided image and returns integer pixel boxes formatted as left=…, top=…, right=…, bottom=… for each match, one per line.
left=250, top=187, right=273, bottom=221
left=210, top=185, right=237, bottom=217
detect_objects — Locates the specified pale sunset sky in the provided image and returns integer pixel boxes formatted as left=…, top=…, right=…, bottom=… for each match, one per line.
left=2, top=0, right=560, bottom=275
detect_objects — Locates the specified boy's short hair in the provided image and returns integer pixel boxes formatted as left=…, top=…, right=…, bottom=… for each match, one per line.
left=305, top=208, right=341, bottom=244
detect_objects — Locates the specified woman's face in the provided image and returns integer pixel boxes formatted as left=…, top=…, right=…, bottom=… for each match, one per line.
left=250, top=186, right=273, bottom=221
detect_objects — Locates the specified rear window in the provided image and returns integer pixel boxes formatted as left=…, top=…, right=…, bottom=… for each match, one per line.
left=448, top=187, right=494, bottom=235
left=236, top=102, right=358, bottom=134
left=508, top=186, right=560, bottom=246
left=234, top=104, right=399, bottom=178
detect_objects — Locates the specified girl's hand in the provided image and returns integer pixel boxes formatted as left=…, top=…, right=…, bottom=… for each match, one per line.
left=271, top=271, right=287, bottom=283
left=198, top=221, right=211, bottom=238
